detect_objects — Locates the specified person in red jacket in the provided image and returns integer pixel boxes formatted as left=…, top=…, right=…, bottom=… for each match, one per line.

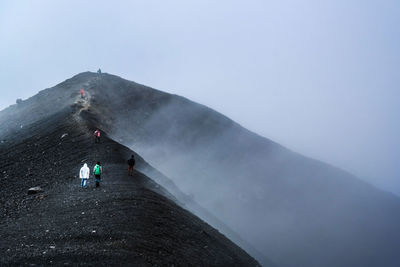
left=94, top=129, right=101, bottom=143
left=80, top=88, right=85, bottom=99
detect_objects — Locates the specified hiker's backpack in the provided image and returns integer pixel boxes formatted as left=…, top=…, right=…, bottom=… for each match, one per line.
left=94, top=165, right=102, bottom=175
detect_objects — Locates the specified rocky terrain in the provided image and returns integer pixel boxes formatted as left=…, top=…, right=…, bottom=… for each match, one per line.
left=0, top=82, right=262, bottom=266
left=62, top=72, right=400, bottom=267
left=2, top=71, right=400, bottom=267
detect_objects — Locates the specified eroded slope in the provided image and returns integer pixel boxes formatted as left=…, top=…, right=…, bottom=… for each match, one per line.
left=0, top=98, right=261, bottom=266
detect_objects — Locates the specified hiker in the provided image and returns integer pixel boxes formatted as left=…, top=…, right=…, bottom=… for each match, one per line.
left=80, top=88, right=85, bottom=99
left=127, top=155, right=136, bottom=176
left=94, top=129, right=101, bottom=143
left=93, top=161, right=102, bottom=187
left=79, top=163, right=90, bottom=188
left=97, top=68, right=102, bottom=74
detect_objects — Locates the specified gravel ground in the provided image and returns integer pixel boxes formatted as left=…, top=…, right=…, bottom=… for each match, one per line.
left=0, top=91, right=260, bottom=266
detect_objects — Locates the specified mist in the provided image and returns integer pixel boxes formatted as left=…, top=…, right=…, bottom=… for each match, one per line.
left=0, top=0, right=398, bottom=263
left=69, top=72, right=397, bottom=266
left=1, top=63, right=398, bottom=265
left=1, top=0, right=399, bottom=195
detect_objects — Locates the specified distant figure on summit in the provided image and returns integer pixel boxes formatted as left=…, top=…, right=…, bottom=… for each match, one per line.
left=79, top=163, right=90, bottom=188
left=127, top=155, right=136, bottom=176
left=80, top=88, right=85, bottom=99
left=93, top=162, right=102, bottom=187
left=94, top=129, right=101, bottom=143
left=97, top=68, right=102, bottom=74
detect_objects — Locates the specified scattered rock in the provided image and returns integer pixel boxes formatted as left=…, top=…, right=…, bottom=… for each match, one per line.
left=28, top=187, right=44, bottom=195
left=36, top=194, right=46, bottom=200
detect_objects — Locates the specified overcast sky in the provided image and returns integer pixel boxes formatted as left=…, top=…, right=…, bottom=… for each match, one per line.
left=1, top=0, right=399, bottom=194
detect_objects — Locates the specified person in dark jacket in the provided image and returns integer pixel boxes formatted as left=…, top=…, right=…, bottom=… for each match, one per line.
left=127, top=155, right=135, bottom=176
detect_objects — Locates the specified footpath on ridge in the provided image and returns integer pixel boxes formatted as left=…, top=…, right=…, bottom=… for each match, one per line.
left=0, top=93, right=260, bottom=266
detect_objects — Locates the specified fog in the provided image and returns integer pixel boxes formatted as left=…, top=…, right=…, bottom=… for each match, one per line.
left=1, top=1, right=399, bottom=264
left=1, top=0, right=399, bottom=195
left=96, top=78, right=400, bottom=267
left=0, top=67, right=399, bottom=266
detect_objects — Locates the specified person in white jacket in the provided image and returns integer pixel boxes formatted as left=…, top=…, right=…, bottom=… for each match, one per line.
left=79, top=163, right=90, bottom=188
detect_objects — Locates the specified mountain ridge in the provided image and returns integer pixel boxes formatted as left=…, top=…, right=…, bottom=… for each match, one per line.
left=2, top=72, right=400, bottom=267
left=0, top=74, right=264, bottom=266
left=65, top=72, right=400, bottom=267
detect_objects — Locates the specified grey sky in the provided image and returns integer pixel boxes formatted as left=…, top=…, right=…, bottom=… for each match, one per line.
left=1, top=0, right=399, bottom=194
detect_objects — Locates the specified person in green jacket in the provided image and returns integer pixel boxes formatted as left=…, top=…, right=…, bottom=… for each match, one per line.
left=93, top=161, right=102, bottom=187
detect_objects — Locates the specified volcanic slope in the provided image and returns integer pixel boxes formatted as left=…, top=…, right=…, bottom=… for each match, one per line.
left=60, top=72, right=400, bottom=267
left=0, top=86, right=261, bottom=265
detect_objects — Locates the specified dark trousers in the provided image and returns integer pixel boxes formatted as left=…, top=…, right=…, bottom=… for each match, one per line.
left=128, top=165, right=134, bottom=176
left=95, top=175, right=101, bottom=187
left=95, top=136, right=100, bottom=143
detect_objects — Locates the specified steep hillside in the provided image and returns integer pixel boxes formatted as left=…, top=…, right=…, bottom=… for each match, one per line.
left=0, top=83, right=262, bottom=265
left=62, top=72, right=400, bottom=267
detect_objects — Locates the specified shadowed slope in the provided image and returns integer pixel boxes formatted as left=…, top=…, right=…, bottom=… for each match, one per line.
left=0, top=83, right=262, bottom=266
left=69, top=72, right=400, bottom=267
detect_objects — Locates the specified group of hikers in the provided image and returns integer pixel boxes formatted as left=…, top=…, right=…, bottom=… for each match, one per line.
left=79, top=154, right=136, bottom=188
left=77, top=78, right=135, bottom=189
left=79, top=162, right=103, bottom=188
left=78, top=128, right=136, bottom=188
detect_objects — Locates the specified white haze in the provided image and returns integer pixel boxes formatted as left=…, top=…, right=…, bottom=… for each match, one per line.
left=0, top=0, right=399, bottom=194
